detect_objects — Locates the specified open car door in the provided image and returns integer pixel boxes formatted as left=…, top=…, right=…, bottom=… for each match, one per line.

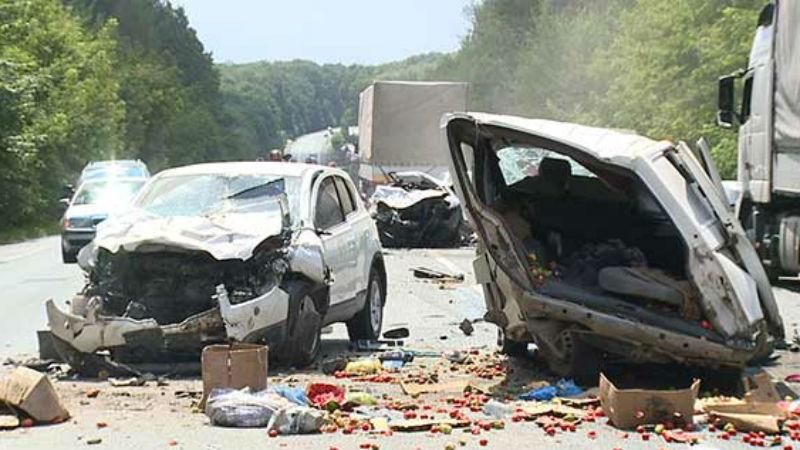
left=671, top=141, right=783, bottom=339
left=443, top=115, right=534, bottom=338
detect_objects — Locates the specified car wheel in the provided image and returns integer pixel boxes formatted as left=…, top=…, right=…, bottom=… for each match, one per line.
left=502, top=338, right=529, bottom=357
left=346, top=268, right=384, bottom=341
left=539, top=326, right=600, bottom=385
left=292, top=294, right=322, bottom=367
left=61, top=244, right=77, bottom=264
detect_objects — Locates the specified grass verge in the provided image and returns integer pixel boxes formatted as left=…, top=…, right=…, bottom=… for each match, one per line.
left=0, top=222, right=60, bottom=245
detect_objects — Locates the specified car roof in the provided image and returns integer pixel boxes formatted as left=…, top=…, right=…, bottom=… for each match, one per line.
left=84, top=160, right=146, bottom=170
left=445, top=112, right=672, bottom=164
left=77, top=177, right=148, bottom=188
left=154, top=161, right=343, bottom=180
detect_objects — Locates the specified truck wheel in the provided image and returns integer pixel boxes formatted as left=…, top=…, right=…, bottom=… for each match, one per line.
left=347, top=267, right=384, bottom=341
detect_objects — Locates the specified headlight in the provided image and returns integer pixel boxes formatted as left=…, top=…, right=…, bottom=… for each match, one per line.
left=67, top=217, right=94, bottom=229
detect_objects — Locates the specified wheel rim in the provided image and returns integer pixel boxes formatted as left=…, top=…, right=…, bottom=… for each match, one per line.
left=369, top=278, right=382, bottom=334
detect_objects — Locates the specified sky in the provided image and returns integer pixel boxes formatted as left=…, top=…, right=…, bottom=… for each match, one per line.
left=175, top=0, right=474, bottom=65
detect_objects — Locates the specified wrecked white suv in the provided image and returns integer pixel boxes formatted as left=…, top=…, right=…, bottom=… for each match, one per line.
left=443, top=113, right=784, bottom=380
left=45, top=162, right=385, bottom=370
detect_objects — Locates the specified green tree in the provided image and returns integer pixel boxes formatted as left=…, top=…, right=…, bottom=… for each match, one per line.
left=593, top=0, right=763, bottom=176
left=0, top=0, right=123, bottom=231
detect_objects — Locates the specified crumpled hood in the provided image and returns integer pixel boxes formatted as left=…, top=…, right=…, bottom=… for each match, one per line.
left=370, top=186, right=459, bottom=210
left=90, top=205, right=287, bottom=261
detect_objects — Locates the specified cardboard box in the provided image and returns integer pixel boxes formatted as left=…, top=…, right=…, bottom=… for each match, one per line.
left=0, top=367, right=69, bottom=423
left=201, top=343, right=268, bottom=406
left=599, top=373, right=699, bottom=429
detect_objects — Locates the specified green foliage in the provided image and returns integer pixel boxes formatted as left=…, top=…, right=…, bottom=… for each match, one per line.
left=65, top=0, right=227, bottom=170
left=0, top=0, right=123, bottom=229
left=596, top=0, right=762, bottom=177
left=0, top=0, right=767, bottom=235
left=447, top=0, right=762, bottom=178
left=218, top=54, right=449, bottom=157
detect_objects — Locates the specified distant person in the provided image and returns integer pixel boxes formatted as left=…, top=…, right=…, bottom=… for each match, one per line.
left=268, top=149, right=283, bottom=162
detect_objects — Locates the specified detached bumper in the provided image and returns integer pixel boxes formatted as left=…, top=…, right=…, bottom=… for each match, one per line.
left=45, top=284, right=291, bottom=357
left=45, top=299, right=224, bottom=355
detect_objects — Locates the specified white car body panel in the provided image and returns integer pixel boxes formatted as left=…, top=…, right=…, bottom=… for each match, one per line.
left=443, top=113, right=784, bottom=367
left=47, top=162, right=383, bottom=358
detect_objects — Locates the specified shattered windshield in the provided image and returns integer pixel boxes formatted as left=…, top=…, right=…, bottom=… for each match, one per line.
left=135, top=173, right=300, bottom=217
left=497, top=146, right=595, bottom=186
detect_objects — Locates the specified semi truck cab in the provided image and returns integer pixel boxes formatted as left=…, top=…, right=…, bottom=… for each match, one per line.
left=717, top=0, right=800, bottom=278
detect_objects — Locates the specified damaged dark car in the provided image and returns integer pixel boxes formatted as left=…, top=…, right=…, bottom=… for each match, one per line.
left=369, top=171, right=469, bottom=248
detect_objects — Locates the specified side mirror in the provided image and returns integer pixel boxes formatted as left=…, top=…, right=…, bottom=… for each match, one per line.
left=58, top=198, right=70, bottom=210
left=61, top=183, right=75, bottom=198
left=716, top=75, right=737, bottom=128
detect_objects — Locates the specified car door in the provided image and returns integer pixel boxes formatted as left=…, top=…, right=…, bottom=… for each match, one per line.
left=443, top=116, right=534, bottom=335
left=671, top=141, right=783, bottom=339
left=312, top=175, right=354, bottom=305
left=334, top=175, right=367, bottom=295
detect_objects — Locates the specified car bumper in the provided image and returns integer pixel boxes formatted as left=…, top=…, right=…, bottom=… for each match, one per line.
left=45, top=284, right=291, bottom=357
left=61, top=230, right=95, bottom=252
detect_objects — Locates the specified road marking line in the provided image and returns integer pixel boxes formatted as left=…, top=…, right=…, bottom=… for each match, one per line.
left=0, top=237, right=54, bottom=264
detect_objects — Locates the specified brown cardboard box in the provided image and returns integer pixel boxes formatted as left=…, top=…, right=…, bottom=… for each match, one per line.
left=201, top=343, right=268, bottom=407
left=0, top=367, right=69, bottom=423
left=599, top=373, right=699, bottom=429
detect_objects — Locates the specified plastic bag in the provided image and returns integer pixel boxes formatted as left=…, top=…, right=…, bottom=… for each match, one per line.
left=270, top=385, right=308, bottom=406
left=518, top=379, right=583, bottom=401
left=268, top=406, right=325, bottom=434
left=344, top=358, right=381, bottom=375
left=205, top=388, right=292, bottom=428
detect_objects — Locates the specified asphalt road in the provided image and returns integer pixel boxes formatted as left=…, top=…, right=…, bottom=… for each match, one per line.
left=3, top=237, right=800, bottom=449
left=0, top=236, right=83, bottom=361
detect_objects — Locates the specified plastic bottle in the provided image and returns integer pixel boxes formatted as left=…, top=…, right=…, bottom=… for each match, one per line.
left=483, top=400, right=512, bottom=419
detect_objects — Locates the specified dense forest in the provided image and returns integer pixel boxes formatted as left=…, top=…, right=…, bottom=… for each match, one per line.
left=220, top=0, right=764, bottom=176
left=0, top=0, right=766, bottom=235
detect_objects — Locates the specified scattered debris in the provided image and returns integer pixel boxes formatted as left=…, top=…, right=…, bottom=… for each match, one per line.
left=710, top=411, right=781, bottom=434
left=519, top=379, right=582, bottom=401
left=270, top=385, right=308, bottom=406
left=390, top=418, right=470, bottom=432
left=201, top=344, right=268, bottom=407
left=205, top=387, right=292, bottom=428
left=0, top=367, right=70, bottom=424
left=459, top=319, right=474, bottom=336
left=0, top=414, right=20, bottom=430
left=344, top=359, right=382, bottom=375
left=383, top=328, right=410, bottom=339
left=786, top=374, right=800, bottom=383
left=109, top=376, right=147, bottom=387
left=599, top=373, right=699, bottom=429
left=307, top=383, right=345, bottom=410
left=411, top=267, right=464, bottom=283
